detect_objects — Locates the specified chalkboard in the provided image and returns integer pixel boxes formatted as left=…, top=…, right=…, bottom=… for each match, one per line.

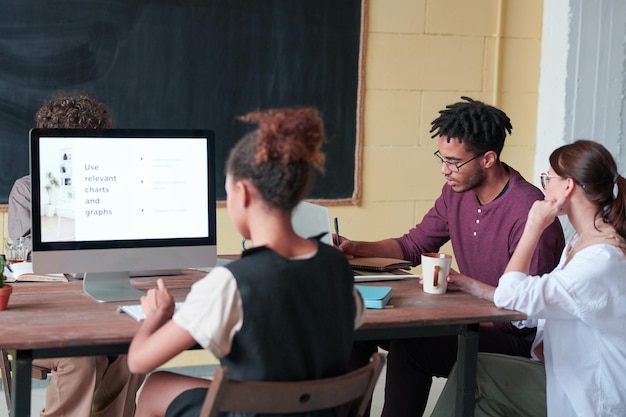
left=0, top=0, right=364, bottom=206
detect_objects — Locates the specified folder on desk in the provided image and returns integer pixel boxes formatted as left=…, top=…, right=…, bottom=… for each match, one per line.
left=349, top=257, right=412, bottom=272
left=356, top=285, right=392, bottom=309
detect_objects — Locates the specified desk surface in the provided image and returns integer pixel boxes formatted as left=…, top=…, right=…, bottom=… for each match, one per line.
left=2, top=270, right=527, bottom=417
left=0, top=271, right=525, bottom=351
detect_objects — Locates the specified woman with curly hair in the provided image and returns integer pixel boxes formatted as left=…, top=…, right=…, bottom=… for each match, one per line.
left=128, top=107, right=365, bottom=417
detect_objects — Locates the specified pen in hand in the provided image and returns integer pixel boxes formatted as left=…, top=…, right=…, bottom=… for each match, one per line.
left=334, top=217, right=340, bottom=246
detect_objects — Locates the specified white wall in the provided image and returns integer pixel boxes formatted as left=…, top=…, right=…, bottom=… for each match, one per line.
left=536, top=0, right=626, bottom=239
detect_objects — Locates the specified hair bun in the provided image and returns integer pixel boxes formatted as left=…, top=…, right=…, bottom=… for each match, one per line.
left=240, top=107, right=326, bottom=171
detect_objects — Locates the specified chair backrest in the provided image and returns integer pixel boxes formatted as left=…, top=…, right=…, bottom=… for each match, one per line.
left=1, top=350, right=11, bottom=413
left=198, top=353, right=385, bottom=417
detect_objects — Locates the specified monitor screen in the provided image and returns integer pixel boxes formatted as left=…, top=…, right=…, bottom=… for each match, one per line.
left=30, top=128, right=217, bottom=302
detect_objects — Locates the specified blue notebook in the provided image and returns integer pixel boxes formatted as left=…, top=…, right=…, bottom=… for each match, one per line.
left=355, top=285, right=392, bottom=309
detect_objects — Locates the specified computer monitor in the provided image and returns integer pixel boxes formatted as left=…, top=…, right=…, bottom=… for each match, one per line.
left=30, top=128, right=217, bottom=302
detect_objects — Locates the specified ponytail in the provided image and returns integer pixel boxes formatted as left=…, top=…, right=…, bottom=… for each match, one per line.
left=608, top=175, right=626, bottom=239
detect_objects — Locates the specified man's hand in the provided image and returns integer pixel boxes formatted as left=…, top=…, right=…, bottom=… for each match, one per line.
left=334, top=234, right=356, bottom=258
left=445, top=269, right=495, bottom=301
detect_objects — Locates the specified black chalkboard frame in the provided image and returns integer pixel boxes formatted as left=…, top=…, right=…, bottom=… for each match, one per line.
left=0, top=0, right=366, bottom=211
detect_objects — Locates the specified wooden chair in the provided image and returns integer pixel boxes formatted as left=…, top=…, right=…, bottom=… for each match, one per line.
left=198, top=353, right=385, bottom=417
left=1, top=349, right=51, bottom=416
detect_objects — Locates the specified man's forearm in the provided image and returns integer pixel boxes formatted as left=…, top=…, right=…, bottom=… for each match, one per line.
left=352, top=238, right=405, bottom=259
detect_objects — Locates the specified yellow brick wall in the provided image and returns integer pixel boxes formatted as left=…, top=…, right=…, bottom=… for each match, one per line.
left=326, top=0, right=543, bottom=263
left=0, top=0, right=543, bottom=368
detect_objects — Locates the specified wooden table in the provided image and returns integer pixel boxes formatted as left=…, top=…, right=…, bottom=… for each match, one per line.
left=0, top=272, right=525, bottom=417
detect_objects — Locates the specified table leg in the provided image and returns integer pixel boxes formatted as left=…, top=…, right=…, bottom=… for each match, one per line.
left=11, top=350, right=33, bottom=417
left=455, top=323, right=479, bottom=417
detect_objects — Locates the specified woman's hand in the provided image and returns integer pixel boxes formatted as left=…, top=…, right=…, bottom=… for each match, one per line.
left=140, top=278, right=175, bottom=321
left=129, top=279, right=195, bottom=374
left=503, top=195, right=567, bottom=276
left=525, top=196, right=566, bottom=234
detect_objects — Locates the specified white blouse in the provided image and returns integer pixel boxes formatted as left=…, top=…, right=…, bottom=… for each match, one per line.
left=494, top=239, right=626, bottom=416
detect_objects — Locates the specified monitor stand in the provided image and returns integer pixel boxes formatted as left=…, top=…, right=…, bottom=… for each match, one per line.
left=83, top=272, right=146, bottom=302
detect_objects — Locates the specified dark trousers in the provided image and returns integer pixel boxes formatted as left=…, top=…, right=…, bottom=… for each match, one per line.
left=350, top=323, right=535, bottom=417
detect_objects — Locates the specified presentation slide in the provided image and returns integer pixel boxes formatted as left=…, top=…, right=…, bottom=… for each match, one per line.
left=38, top=137, right=210, bottom=242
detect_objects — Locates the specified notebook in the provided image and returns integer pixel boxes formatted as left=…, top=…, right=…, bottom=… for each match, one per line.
left=349, top=257, right=412, bottom=272
left=353, top=270, right=417, bottom=282
left=355, top=285, right=393, bottom=309
left=3, top=262, right=68, bottom=282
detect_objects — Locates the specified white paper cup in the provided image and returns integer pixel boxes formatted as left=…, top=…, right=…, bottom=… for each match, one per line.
left=421, top=253, right=452, bottom=294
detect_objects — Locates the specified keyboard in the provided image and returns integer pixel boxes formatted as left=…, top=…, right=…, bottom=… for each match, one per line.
left=118, top=301, right=184, bottom=321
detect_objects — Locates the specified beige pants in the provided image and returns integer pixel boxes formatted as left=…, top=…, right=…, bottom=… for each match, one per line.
left=430, top=353, right=547, bottom=417
left=34, top=355, right=144, bottom=417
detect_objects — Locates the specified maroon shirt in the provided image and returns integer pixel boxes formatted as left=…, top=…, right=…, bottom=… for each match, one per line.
left=395, top=165, right=565, bottom=288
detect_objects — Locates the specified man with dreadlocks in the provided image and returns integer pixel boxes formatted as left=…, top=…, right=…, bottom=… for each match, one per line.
left=337, top=97, right=565, bottom=416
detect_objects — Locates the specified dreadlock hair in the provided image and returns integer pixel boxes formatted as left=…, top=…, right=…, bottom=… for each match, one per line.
left=226, top=107, right=326, bottom=212
left=430, top=96, right=512, bottom=157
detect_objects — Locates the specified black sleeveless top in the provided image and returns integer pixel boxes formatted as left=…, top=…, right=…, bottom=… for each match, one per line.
left=222, top=241, right=356, bottom=383
left=165, top=240, right=357, bottom=417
